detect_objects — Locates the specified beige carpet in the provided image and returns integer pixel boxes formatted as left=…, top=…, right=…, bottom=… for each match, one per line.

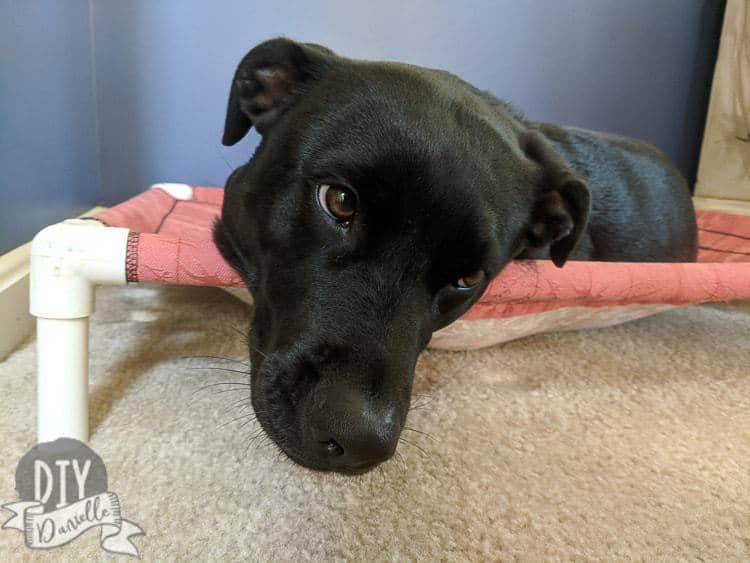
left=0, top=285, right=748, bottom=560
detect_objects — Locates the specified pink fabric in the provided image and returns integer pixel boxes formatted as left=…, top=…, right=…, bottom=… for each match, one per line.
left=463, top=259, right=747, bottom=320
left=96, top=186, right=244, bottom=287
left=95, top=186, right=750, bottom=319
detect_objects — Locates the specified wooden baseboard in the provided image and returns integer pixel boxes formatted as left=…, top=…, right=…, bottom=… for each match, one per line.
left=0, top=241, right=33, bottom=361
left=693, top=196, right=750, bottom=215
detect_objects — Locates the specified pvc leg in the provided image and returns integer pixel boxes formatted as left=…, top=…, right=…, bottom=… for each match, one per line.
left=30, top=220, right=129, bottom=443
left=37, top=317, right=89, bottom=442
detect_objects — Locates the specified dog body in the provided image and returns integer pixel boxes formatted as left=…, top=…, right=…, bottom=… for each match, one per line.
left=520, top=122, right=696, bottom=262
left=214, top=39, right=697, bottom=473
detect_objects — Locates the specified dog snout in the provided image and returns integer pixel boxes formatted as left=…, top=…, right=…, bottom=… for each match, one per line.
left=308, top=385, right=401, bottom=473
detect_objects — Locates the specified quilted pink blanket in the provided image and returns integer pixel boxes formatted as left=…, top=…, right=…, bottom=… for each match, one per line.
left=95, top=185, right=750, bottom=348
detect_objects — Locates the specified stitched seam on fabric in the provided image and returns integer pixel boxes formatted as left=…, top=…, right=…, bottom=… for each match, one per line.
left=126, top=231, right=140, bottom=282
left=698, top=227, right=750, bottom=240
left=155, top=199, right=179, bottom=233
left=698, top=245, right=750, bottom=256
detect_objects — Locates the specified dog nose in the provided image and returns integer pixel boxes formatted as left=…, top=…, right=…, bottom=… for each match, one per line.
left=310, top=388, right=400, bottom=472
left=316, top=425, right=396, bottom=470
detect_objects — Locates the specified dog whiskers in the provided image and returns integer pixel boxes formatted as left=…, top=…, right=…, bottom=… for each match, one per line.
left=237, top=416, right=257, bottom=431
left=182, top=355, right=249, bottom=366
left=218, top=412, right=256, bottom=429
left=255, top=434, right=273, bottom=452
left=245, top=422, right=278, bottom=458
left=403, top=426, right=436, bottom=442
left=209, top=387, right=252, bottom=396
left=227, top=324, right=270, bottom=362
left=196, top=381, right=250, bottom=389
left=228, top=325, right=250, bottom=342
left=249, top=345, right=268, bottom=360
left=244, top=428, right=266, bottom=459
left=223, top=396, right=251, bottom=411
left=398, top=436, right=428, bottom=457
left=378, top=465, right=387, bottom=490
left=188, top=366, right=250, bottom=376
left=187, top=380, right=250, bottom=406
left=408, top=393, right=435, bottom=412
left=394, top=450, right=407, bottom=473
left=191, top=383, right=250, bottom=401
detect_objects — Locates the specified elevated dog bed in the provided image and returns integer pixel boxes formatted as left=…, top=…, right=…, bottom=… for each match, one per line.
left=94, top=184, right=750, bottom=349
left=30, top=183, right=750, bottom=442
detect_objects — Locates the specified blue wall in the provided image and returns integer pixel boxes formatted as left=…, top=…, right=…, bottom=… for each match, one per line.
left=1, top=0, right=724, bottom=253
left=0, top=0, right=100, bottom=253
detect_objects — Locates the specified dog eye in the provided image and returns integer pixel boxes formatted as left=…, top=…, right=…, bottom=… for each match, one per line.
left=317, top=184, right=357, bottom=222
left=455, top=270, right=485, bottom=289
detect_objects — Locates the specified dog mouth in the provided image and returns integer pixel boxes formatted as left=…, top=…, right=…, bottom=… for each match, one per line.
left=244, top=356, right=334, bottom=473
left=245, top=355, right=310, bottom=465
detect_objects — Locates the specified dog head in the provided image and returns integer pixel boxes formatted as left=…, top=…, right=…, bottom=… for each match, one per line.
left=214, top=38, right=590, bottom=473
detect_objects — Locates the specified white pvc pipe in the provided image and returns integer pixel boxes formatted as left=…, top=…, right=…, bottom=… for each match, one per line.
left=30, top=220, right=129, bottom=443
left=151, top=182, right=193, bottom=200
left=37, top=317, right=89, bottom=442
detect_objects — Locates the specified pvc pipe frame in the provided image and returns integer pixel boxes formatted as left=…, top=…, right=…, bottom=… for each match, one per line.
left=30, top=218, right=129, bottom=442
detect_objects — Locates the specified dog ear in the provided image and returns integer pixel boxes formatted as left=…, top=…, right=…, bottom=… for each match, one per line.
left=222, top=38, right=335, bottom=145
left=521, top=131, right=591, bottom=267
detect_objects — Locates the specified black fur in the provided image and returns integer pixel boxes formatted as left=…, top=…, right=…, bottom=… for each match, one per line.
left=214, top=38, right=697, bottom=474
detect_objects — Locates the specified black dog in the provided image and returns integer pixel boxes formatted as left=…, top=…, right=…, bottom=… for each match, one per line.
left=214, top=38, right=697, bottom=474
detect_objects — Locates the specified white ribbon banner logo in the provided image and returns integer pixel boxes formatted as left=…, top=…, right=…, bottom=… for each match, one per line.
left=3, top=491, right=143, bottom=556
